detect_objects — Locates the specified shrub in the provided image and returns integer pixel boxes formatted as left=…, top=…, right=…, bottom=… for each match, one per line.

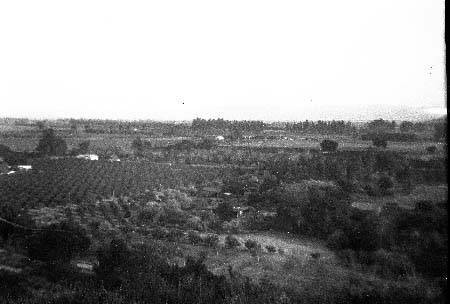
left=204, top=234, right=219, bottom=248
left=215, top=202, right=236, bottom=221
left=377, top=174, right=394, bottom=195
left=187, top=230, right=203, bottom=245
left=244, top=239, right=259, bottom=251
left=225, top=235, right=240, bottom=249
left=137, top=207, right=159, bottom=224
left=372, top=137, right=387, bottom=148
left=166, top=228, right=184, bottom=242
left=221, top=219, right=242, bottom=233
left=320, top=139, right=338, bottom=152
left=426, top=145, right=437, bottom=154
left=151, top=227, right=169, bottom=239
left=265, top=245, right=276, bottom=253
left=159, top=206, right=188, bottom=225
left=26, top=222, right=91, bottom=263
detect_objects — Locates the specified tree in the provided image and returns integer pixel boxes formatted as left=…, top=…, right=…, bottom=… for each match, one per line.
left=131, top=137, right=144, bottom=156
left=377, top=174, right=394, bottom=195
left=78, top=140, right=90, bottom=154
left=426, top=146, right=437, bottom=154
left=36, top=121, right=46, bottom=130
left=320, top=139, right=338, bottom=152
left=400, top=121, right=414, bottom=133
left=35, top=128, right=67, bottom=156
left=433, top=121, right=447, bottom=142
left=215, top=202, right=236, bottom=221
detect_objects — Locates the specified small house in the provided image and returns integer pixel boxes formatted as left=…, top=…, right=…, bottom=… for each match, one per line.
left=76, top=154, right=99, bottom=161
left=18, top=165, right=32, bottom=171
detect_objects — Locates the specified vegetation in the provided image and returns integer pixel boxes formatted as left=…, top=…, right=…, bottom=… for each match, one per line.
left=320, top=139, right=338, bottom=152
left=372, top=137, right=388, bottom=148
left=35, top=128, right=67, bottom=156
left=0, top=116, right=447, bottom=303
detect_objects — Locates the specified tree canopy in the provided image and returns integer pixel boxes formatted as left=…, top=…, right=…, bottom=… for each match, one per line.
left=35, top=129, right=67, bottom=156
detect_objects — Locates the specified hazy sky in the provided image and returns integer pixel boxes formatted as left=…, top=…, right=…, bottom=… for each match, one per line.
left=0, top=1, right=446, bottom=121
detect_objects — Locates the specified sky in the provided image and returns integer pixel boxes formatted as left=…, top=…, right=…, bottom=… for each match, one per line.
left=0, top=0, right=446, bottom=121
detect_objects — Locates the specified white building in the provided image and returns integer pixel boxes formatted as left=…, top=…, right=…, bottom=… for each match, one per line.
left=18, top=165, right=32, bottom=171
left=76, top=154, right=99, bottom=161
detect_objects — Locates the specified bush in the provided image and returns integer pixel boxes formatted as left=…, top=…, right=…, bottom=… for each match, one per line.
left=372, top=137, right=387, bottom=148
left=26, top=222, right=91, bottom=263
left=320, top=139, right=338, bottom=152
left=186, top=216, right=204, bottom=231
left=187, top=230, right=203, bottom=245
left=150, top=227, right=169, bottom=239
left=204, top=234, right=219, bottom=248
left=221, top=219, right=242, bottom=233
left=426, top=145, right=437, bottom=154
left=166, top=228, right=184, bottom=242
left=265, top=245, right=276, bottom=253
left=225, top=235, right=240, bottom=249
left=244, top=239, right=259, bottom=251
left=377, top=174, right=394, bottom=195
left=215, top=202, right=236, bottom=221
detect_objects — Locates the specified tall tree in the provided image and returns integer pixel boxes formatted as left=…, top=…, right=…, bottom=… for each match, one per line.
left=35, top=128, right=67, bottom=156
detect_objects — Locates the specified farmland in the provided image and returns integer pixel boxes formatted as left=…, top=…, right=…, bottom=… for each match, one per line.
left=0, top=158, right=239, bottom=208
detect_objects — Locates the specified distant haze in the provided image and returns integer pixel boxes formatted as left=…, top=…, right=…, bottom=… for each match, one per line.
left=0, top=1, right=446, bottom=122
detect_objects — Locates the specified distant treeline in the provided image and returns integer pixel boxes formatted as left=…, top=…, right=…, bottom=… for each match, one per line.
left=285, top=120, right=356, bottom=134
left=1, top=117, right=446, bottom=140
left=191, top=118, right=267, bottom=132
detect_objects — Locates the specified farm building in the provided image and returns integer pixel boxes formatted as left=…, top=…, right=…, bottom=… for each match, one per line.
left=215, top=135, right=225, bottom=141
left=76, top=154, right=99, bottom=161
left=18, top=165, right=32, bottom=171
